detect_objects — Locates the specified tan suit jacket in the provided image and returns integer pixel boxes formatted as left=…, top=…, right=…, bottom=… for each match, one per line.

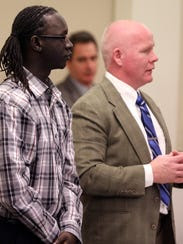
left=72, top=77, right=175, bottom=244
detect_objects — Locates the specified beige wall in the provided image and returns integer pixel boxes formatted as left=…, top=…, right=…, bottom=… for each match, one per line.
left=0, top=0, right=183, bottom=243
left=177, top=0, right=183, bottom=151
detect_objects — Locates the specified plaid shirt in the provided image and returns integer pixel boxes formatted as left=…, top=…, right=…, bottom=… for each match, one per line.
left=0, top=70, right=82, bottom=243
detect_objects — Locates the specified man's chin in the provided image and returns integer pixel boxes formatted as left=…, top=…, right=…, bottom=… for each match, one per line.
left=59, top=62, right=67, bottom=69
left=145, top=76, right=153, bottom=84
left=81, top=80, right=94, bottom=86
left=52, top=64, right=66, bottom=70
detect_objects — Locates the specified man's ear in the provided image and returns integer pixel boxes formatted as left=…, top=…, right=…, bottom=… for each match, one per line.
left=113, top=48, right=124, bottom=66
left=30, top=35, right=42, bottom=52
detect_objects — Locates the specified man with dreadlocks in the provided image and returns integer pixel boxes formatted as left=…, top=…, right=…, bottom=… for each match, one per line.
left=0, top=5, right=82, bottom=244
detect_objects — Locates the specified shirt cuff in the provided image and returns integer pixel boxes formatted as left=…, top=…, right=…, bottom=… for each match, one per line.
left=143, top=164, right=153, bottom=187
left=60, top=221, right=82, bottom=243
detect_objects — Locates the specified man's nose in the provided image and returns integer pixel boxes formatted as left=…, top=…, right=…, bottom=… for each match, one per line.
left=151, top=51, right=158, bottom=62
left=66, top=38, right=73, bottom=49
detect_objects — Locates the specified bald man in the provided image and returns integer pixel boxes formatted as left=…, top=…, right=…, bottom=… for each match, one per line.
left=72, top=20, right=183, bottom=244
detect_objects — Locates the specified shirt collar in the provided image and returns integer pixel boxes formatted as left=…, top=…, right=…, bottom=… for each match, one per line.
left=105, top=71, right=139, bottom=105
left=23, top=67, right=51, bottom=98
left=23, top=67, right=62, bottom=101
left=70, top=76, right=90, bottom=95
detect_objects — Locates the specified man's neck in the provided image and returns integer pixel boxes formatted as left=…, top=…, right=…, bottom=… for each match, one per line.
left=23, top=63, right=51, bottom=84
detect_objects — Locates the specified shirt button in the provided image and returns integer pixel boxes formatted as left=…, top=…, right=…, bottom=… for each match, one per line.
left=151, top=224, right=157, bottom=230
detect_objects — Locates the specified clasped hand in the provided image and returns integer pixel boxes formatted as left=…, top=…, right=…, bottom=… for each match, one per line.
left=53, top=231, right=78, bottom=244
left=151, top=150, right=183, bottom=184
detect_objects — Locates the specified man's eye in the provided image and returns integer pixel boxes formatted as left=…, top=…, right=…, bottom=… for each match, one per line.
left=77, top=57, right=86, bottom=62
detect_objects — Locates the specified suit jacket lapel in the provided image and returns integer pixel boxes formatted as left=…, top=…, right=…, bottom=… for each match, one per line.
left=100, top=78, right=151, bottom=164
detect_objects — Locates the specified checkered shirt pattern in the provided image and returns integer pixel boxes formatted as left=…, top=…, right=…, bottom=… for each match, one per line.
left=0, top=70, right=82, bottom=243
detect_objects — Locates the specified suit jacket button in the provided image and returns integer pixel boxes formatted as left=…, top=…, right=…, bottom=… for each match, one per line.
left=151, top=224, right=157, bottom=230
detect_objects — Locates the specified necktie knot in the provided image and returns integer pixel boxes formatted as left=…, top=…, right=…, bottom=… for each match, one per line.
left=136, top=92, right=145, bottom=107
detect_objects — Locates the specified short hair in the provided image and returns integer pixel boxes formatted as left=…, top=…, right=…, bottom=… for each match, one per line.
left=0, top=5, right=57, bottom=92
left=69, top=31, right=98, bottom=49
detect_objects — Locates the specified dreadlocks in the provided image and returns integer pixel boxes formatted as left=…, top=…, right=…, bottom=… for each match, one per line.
left=0, top=5, right=57, bottom=92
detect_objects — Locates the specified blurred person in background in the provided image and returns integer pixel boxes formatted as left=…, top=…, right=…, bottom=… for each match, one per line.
left=57, top=31, right=98, bottom=107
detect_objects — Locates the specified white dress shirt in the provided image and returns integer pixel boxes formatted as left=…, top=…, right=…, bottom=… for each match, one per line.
left=105, top=71, right=168, bottom=214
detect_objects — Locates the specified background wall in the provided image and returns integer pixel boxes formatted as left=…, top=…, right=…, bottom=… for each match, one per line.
left=0, top=0, right=183, bottom=243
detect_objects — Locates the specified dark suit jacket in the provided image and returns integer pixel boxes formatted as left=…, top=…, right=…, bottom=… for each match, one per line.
left=57, top=75, right=83, bottom=107
left=72, top=77, right=175, bottom=244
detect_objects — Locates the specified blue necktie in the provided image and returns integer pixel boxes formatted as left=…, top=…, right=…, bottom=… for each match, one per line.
left=136, top=92, right=170, bottom=207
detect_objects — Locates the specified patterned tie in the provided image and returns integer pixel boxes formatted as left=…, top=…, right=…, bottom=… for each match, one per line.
left=136, top=92, right=170, bottom=207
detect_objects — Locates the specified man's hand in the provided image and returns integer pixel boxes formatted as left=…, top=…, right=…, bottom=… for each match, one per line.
left=54, top=231, right=78, bottom=244
left=151, top=153, right=183, bottom=184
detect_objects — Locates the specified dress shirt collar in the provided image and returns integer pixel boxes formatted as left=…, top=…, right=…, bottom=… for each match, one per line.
left=70, top=76, right=91, bottom=95
left=105, top=71, right=139, bottom=106
left=23, top=67, right=61, bottom=102
left=24, top=67, right=50, bottom=98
